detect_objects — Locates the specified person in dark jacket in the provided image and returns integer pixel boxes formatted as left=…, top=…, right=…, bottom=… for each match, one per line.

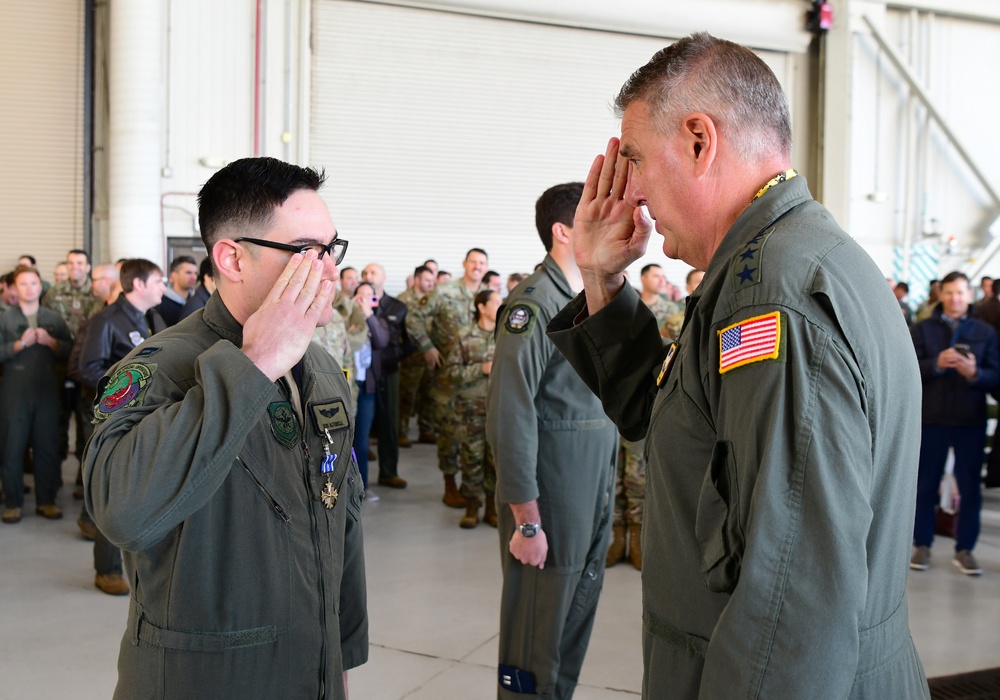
left=351, top=281, right=390, bottom=498
left=362, top=262, right=414, bottom=488
left=178, top=256, right=215, bottom=321
left=78, top=258, right=166, bottom=595
left=910, top=271, right=1000, bottom=575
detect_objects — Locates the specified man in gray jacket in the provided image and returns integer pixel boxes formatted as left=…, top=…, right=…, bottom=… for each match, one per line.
left=547, top=34, right=929, bottom=699
left=84, top=157, right=366, bottom=699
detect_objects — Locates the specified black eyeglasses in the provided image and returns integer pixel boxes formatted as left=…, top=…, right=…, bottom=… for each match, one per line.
left=233, top=236, right=349, bottom=265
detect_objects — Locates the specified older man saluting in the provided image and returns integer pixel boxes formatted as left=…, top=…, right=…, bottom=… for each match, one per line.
left=547, top=33, right=929, bottom=699
left=84, top=157, right=367, bottom=699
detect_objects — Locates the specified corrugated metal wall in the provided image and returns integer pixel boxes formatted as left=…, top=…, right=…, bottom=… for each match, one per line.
left=0, top=1, right=84, bottom=278
left=309, top=0, right=792, bottom=294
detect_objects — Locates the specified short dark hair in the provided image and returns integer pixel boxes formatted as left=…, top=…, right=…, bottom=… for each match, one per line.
left=437, top=270, right=450, bottom=279
left=483, top=270, right=499, bottom=284
left=169, top=255, right=197, bottom=273
left=1, top=271, right=15, bottom=286
left=13, top=264, right=40, bottom=282
left=18, top=254, right=37, bottom=266
left=341, top=266, right=357, bottom=276
left=414, top=265, right=432, bottom=277
left=940, top=271, right=969, bottom=288
left=67, top=249, right=91, bottom=265
left=895, top=282, right=909, bottom=294
left=423, top=259, right=437, bottom=266
left=615, top=33, right=791, bottom=161
left=198, top=256, right=214, bottom=285
left=472, top=289, right=496, bottom=322
left=535, top=183, right=583, bottom=252
left=120, top=259, right=163, bottom=293
left=508, top=273, right=525, bottom=284
left=197, top=157, right=326, bottom=261
left=465, top=248, right=488, bottom=261
left=641, top=264, right=662, bottom=276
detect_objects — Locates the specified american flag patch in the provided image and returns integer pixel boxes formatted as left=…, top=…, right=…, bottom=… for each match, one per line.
left=718, top=312, right=782, bottom=374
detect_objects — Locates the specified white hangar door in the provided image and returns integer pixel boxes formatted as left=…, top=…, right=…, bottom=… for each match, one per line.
left=0, top=1, right=85, bottom=275
left=310, top=0, right=792, bottom=293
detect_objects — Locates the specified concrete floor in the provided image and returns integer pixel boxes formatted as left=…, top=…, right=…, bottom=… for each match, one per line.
left=1, top=439, right=998, bottom=699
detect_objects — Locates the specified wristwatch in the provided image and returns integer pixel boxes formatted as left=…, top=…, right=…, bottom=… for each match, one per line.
left=518, top=522, right=541, bottom=538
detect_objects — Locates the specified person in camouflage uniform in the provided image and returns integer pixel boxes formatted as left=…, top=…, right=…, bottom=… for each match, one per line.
left=607, top=264, right=677, bottom=569
left=405, top=248, right=488, bottom=507
left=42, top=249, right=104, bottom=467
left=397, top=265, right=437, bottom=445
left=663, top=269, right=705, bottom=341
left=313, top=286, right=369, bottom=411
left=445, top=289, right=500, bottom=529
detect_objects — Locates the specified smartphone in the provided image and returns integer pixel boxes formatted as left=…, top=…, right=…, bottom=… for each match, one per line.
left=370, top=295, right=379, bottom=308
left=954, top=343, right=972, bottom=357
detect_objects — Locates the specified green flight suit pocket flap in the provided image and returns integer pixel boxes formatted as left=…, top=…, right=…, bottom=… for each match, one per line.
left=694, top=441, right=743, bottom=593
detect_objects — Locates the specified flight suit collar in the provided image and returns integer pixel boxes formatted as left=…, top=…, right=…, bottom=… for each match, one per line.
left=542, top=254, right=573, bottom=299
left=201, top=292, right=245, bottom=347
left=708, top=174, right=814, bottom=277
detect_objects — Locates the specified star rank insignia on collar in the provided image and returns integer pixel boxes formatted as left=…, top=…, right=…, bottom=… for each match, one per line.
left=731, top=227, right=776, bottom=291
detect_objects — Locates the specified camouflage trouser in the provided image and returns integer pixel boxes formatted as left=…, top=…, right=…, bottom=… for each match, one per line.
left=399, top=355, right=434, bottom=437
left=613, top=437, right=646, bottom=525
left=431, top=374, right=460, bottom=475
left=455, top=395, right=496, bottom=500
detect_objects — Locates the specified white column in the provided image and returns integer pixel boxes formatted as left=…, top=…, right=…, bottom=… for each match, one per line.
left=108, top=0, right=163, bottom=266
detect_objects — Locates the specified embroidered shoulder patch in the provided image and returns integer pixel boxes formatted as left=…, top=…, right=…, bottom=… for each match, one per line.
left=503, top=303, right=539, bottom=336
left=718, top=312, right=784, bottom=375
left=268, top=401, right=300, bottom=449
left=94, top=363, right=156, bottom=421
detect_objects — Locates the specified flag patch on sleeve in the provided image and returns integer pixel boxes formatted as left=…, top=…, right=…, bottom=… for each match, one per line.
left=718, top=311, right=783, bottom=374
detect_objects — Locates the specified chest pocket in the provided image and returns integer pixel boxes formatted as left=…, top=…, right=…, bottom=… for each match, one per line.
left=694, top=440, right=745, bottom=593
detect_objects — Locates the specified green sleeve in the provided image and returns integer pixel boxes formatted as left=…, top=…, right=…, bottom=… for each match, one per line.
left=698, top=307, right=873, bottom=698
left=405, top=291, right=437, bottom=353
left=486, top=301, right=553, bottom=504
left=84, top=340, right=278, bottom=551
left=547, top=283, right=664, bottom=441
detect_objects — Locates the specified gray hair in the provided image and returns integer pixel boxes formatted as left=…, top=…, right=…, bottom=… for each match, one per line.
left=614, top=33, right=791, bottom=162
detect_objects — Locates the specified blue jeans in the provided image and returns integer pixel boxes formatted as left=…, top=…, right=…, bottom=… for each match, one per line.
left=913, top=424, right=985, bottom=552
left=353, top=384, right=375, bottom=489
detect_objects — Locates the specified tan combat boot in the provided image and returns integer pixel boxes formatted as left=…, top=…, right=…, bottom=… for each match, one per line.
left=628, top=523, right=643, bottom=570
left=606, top=523, right=627, bottom=567
left=460, top=497, right=482, bottom=529
left=483, top=489, right=498, bottom=528
left=442, top=474, right=467, bottom=508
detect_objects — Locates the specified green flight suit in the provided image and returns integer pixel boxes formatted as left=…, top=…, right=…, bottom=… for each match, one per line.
left=407, top=278, right=485, bottom=474
left=549, top=176, right=929, bottom=699
left=0, top=306, right=72, bottom=508
left=83, top=293, right=367, bottom=700
left=486, top=255, right=617, bottom=700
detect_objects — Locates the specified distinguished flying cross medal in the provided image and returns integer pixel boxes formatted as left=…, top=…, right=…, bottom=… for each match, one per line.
left=657, top=343, right=678, bottom=388
left=320, top=429, right=338, bottom=509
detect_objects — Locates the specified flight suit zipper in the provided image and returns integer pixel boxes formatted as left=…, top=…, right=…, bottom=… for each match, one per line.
left=301, top=422, right=330, bottom=697
left=237, top=456, right=290, bottom=523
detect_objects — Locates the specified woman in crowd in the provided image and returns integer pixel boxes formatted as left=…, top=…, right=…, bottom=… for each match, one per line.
left=351, top=281, right=389, bottom=500
left=446, top=289, right=500, bottom=528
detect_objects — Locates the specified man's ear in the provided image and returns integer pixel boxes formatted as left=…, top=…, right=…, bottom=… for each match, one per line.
left=551, top=222, right=571, bottom=246
left=213, top=240, right=245, bottom=284
left=682, top=112, right=718, bottom=176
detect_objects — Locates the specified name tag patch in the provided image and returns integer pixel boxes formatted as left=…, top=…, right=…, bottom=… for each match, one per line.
left=310, top=399, right=350, bottom=435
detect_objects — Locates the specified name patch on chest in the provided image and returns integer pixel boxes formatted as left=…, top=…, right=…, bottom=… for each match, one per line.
left=309, top=398, right=350, bottom=435
left=718, top=311, right=784, bottom=375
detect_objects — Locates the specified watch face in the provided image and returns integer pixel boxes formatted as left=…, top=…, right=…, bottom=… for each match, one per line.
left=519, top=523, right=539, bottom=538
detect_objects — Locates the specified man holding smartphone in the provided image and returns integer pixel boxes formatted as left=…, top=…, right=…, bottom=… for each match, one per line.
left=910, top=270, right=1000, bottom=575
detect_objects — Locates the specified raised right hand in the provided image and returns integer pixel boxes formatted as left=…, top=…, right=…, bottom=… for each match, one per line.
left=574, top=137, right=654, bottom=282
left=242, top=251, right=334, bottom=381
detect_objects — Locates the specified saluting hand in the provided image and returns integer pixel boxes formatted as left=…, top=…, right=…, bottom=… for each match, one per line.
left=242, top=251, right=335, bottom=382
left=574, top=137, right=654, bottom=312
